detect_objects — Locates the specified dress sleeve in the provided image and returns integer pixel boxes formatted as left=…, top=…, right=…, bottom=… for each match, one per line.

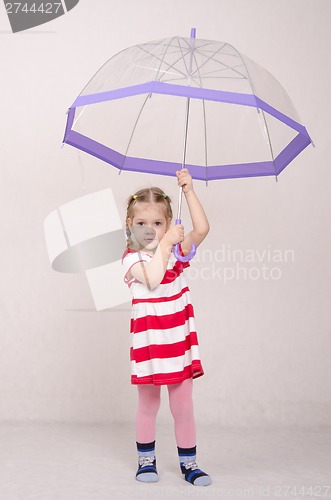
left=122, top=251, right=148, bottom=285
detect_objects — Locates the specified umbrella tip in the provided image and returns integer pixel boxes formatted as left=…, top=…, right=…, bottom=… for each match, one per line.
left=190, top=28, right=196, bottom=39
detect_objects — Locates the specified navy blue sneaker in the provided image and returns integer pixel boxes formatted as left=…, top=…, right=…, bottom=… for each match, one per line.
left=180, top=459, right=212, bottom=486
left=135, top=455, right=159, bottom=482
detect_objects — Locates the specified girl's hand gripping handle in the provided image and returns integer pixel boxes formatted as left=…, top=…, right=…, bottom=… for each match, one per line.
left=173, top=218, right=197, bottom=262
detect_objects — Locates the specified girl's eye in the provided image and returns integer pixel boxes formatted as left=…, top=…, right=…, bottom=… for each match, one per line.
left=136, top=221, right=162, bottom=226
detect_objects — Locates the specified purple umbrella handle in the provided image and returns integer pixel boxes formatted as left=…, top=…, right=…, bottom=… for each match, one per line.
left=173, top=218, right=197, bottom=262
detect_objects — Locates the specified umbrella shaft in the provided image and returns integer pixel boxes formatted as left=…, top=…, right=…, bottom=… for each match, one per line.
left=177, top=97, right=191, bottom=220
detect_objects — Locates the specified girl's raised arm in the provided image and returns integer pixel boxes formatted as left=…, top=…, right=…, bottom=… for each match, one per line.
left=176, top=169, right=210, bottom=256
left=129, top=224, right=184, bottom=290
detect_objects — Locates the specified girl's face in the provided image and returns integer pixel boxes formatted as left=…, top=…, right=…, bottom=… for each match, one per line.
left=127, top=202, right=171, bottom=253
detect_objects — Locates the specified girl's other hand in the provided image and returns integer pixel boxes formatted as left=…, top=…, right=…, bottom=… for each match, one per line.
left=163, top=224, right=184, bottom=245
left=176, top=168, right=193, bottom=193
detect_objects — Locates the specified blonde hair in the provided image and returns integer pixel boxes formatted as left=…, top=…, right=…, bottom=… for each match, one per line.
left=125, top=187, right=173, bottom=249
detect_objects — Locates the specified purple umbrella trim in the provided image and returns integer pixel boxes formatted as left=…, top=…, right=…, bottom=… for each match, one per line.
left=64, top=81, right=312, bottom=179
left=64, top=127, right=311, bottom=180
left=72, top=81, right=309, bottom=135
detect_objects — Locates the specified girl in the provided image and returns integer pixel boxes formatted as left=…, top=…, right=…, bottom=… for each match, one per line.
left=122, top=168, right=211, bottom=487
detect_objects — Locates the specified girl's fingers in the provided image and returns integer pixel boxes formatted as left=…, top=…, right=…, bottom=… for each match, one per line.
left=177, top=169, right=189, bottom=176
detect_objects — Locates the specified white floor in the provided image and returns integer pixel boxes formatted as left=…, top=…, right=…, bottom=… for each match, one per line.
left=0, top=422, right=330, bottom=500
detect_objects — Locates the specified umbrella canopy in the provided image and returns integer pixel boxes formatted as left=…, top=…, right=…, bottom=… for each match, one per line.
left=63, top=29, right=312, bottom=182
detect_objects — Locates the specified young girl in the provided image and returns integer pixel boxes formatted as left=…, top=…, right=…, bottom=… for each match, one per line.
left=122, top=168, right=211, bottom=487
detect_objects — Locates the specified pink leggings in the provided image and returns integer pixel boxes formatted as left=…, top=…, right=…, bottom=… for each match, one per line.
left=136, top=378, right=196, bottom=448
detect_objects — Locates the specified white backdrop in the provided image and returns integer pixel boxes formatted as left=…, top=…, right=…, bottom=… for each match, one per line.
left=1, top=0, right=330, bottom=427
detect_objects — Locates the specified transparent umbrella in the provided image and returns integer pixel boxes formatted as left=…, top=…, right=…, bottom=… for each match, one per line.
left=63, top=28, right=313, bottom=261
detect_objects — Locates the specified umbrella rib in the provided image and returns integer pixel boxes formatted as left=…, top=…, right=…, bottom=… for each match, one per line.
left=78, top=44, right=135, bottom=95
left=200, top=63, right=246, bottom=78
left=137, top=40, right=189, bottom=80
left=180, top=38, right=215, bottom=52
left=120, top=93, right=151, bottom=171
left=190, top=48, right=209, bottom=184
left=133, top=64, right=180, bottom=77
left=152, top=36, right=186, bottom=81
left=175, top=38, right=205, bottom=87
left=259, top=109, right=276, bottom=167
left=227, top=43, right=276, bottom=175
left=197, top=75, right=245, bottom=80
left=157, top=47, right=193, bottom=83
left=196, top=49, right=241, bottom=61
left=225, top=43, right=256, bottom=96
left=121, top=37, right=181, bottom=171
left=195, top=53, right=248, bottom=80
left=72, top=104, right=88, bottom=129
left=176, top=37, right=190, bottom=82
left=191, top=44, right=249, bottom=80
left=150, top=37, right=195, bottom=86
left=158, top=53, right=192, bottom=82
left=172, top=37, right=202, bottom=88
left=190, top=43, right=228, bottom=78
left=180, top=38, right=231, bottom=85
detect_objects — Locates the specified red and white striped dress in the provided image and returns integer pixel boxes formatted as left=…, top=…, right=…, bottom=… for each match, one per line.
left=122, top=244, right=204, bottom=385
